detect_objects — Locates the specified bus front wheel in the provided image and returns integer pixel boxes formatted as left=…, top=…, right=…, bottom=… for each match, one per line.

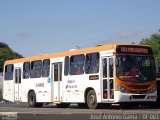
left=86, top=90, right=97, bottom=109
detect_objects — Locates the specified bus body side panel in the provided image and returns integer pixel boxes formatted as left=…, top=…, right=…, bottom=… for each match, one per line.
left=34, top=78, right=51, bottom=102
left=21, top=77, right=52, bottom=103
left=17, top=61, right=52, bottom=103
left=3, top=80, right=14, bottom=102
left=62, top=75, right=101, bottom=103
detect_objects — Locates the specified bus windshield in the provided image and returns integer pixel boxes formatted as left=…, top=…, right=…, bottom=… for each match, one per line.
left=116, top=55, right=155, bottom=82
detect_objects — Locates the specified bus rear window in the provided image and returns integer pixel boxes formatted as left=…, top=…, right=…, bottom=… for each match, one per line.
left=4, top=64, right=14, bottom=80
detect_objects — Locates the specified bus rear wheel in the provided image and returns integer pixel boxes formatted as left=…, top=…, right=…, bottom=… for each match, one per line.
left=28, top=91, right=43, bottom=107
left=86, top=90, right=97, bottom=109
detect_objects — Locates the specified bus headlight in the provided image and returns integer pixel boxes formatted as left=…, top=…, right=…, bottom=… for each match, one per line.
left=150, top=85, right=157, bottom=93
left=117, top=85, right=128, bottom=93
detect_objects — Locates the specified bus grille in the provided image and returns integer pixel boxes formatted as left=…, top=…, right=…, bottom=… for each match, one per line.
left=127, top=84, right=151, bottom=94
left=128, top=85, right=150, bottom=89
left=129, top=90, right=148, bottom=94
left=131, top=95, right=146, bottom=99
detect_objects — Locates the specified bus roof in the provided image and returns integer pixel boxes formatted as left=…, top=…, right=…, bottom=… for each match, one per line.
left=4, top=44, right=150, bottom=64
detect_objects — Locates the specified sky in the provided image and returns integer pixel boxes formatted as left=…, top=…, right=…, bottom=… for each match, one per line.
left=0, top=0, right=160, bottom=57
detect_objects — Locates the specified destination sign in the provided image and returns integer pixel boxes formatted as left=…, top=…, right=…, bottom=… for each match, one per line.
left=116, top=45, right=153, bottom=55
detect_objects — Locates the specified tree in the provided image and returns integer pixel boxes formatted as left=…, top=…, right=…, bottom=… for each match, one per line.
left=0, top=42, right=23, bottom=72
left=140, top=31, right=160, bottom=62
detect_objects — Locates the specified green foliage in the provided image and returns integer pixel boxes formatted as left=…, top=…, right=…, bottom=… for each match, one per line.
left=140, top=31, right=160, bottom=61
left=0, top=42, right=10, bottom=49
left=0, top=42, right=23, bottom=72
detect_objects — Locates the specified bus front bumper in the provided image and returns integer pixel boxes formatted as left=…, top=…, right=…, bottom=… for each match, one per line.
left=114, top=91, right=157, bottom=102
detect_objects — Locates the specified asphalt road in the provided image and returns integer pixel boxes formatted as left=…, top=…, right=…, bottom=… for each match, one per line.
left=1, top=103, right=160, bottom=120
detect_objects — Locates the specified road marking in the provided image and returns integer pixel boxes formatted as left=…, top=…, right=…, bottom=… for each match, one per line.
left=0, top=112, right=18, bottom=115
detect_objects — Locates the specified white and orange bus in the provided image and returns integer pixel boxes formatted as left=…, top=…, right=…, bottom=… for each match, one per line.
left=3, top=44, right=157, bottom=109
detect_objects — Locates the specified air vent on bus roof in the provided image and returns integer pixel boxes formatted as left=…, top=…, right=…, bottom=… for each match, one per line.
left=69, top=49, right=78, bottom=51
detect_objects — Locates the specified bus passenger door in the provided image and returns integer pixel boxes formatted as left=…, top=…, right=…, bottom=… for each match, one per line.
left=14, top=68, right=22, bottom=102
left=102, top=57, right=114, bottom=101
left=51, top=63, right=62, bottom=103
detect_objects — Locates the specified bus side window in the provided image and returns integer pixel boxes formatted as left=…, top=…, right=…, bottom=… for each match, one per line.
left=70, top=54, right=85, bottom=75
left=85, top=52, right=99, bottom=74
left=64, top=56, right=69, bottom=76
left=42, top=59, right=50, bottom=77
left=23, top=62, right=30, bottom=79
left=4, top=64, right=14, bottom=80
left=30, top=60, right=42, bottom=78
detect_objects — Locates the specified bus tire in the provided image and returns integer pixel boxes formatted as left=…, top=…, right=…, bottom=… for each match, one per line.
left=28, top=91, right=36, bottom=107
left=86, top=90, right=97, bottom=109
left=28, top=91, right=43, bottom=107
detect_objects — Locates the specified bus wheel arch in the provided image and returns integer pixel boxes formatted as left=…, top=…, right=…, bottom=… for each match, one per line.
left=84, top=88, right=97, bottom=109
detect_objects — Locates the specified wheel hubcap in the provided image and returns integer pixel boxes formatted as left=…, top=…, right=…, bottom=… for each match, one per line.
left=30, top=95, right=34, bottom=104
left=89, top=94, right=95, bottom=105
